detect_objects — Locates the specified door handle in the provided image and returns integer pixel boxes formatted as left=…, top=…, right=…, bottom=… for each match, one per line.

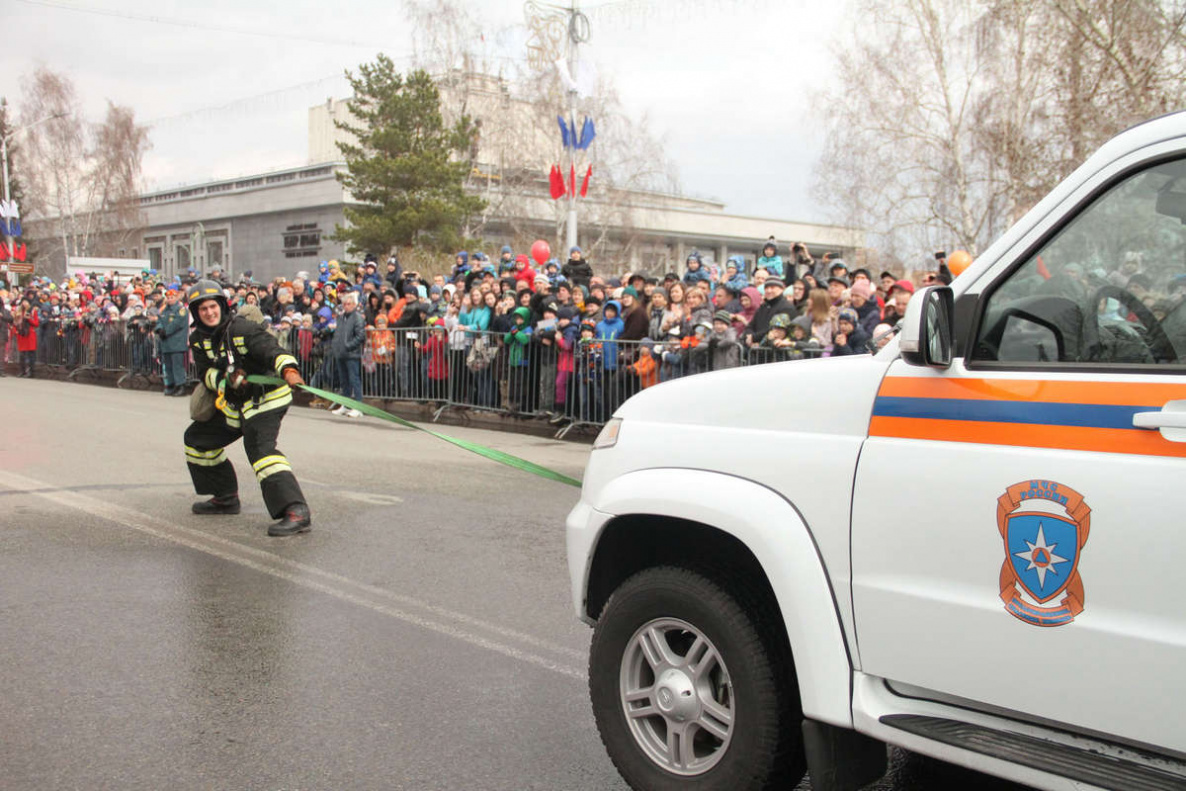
left=1133, top=399, right=1186, bottom=441
left=1132, top=411, right=1186, bottom=429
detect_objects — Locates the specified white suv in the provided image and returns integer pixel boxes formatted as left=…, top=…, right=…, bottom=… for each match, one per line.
left=568, top=113, right=1186, bottom=791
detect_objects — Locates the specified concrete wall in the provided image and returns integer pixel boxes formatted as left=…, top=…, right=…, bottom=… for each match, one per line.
left=229, top=207, right=348, bottom=284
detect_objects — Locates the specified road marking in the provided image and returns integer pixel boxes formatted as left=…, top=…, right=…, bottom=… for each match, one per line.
left=0, top=469, right=586, bottom=680
left=337, top=491, right=405, bottom=506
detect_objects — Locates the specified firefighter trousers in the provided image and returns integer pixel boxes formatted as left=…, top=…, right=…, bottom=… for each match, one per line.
left=184, top=407, right=306, bottom=519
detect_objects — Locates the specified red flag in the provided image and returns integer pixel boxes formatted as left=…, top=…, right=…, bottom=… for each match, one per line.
left=14, top=242, right=26, bottom=262
left=570, top=164, right=576, bottom=198
left=0, top=242, right=8, bottom=261
left=580, top=165, right=592, bottom=198
left=549, top=165, right=565, bottom=200
left=1035, top=255, right=1051, bottom=280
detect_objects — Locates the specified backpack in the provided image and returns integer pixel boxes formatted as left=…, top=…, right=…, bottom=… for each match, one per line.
left=466, top=337, right=498, bottom=371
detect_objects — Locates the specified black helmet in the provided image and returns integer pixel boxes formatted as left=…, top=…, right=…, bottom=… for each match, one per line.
left=185, top=279, right=229, bottom=322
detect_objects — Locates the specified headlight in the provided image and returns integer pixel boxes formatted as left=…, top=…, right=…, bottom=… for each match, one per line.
left=593, top=418, right=623, bottom=450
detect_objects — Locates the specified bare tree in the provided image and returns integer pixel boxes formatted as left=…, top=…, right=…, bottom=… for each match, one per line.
left=400, top=0, right=681, bottom=268
left=815, top=0, right=1186, bottom=261
left=18, top=67, right=151, bottom=269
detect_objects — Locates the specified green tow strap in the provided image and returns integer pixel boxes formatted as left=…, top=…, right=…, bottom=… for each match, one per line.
left=247, top=375, right=582, bottom=489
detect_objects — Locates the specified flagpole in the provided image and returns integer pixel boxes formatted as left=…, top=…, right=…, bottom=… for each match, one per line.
left=565, top=1, right=580, bottom=254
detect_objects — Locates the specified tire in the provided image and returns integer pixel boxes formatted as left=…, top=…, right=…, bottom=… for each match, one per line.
left=589, top=566, right=806, bottom=791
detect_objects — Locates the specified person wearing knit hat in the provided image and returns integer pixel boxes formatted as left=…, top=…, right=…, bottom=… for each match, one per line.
left=708, top=308, right=741, bottom=369
left=883, top=279, right=916, bottom=327
left=756, top=239, right=784, bottom=278
left=742, top=276, right=794, bottom=347
left=683, top=250, right=713, bottom=286
left=832, top=307, right=869, bottom=356
left=562, top=245, right=593, bottom=289
left=827, top=275, right=849, bottom=305
left=618, top=286, right=648, bottom=341
left=849, top=279, right=881, bottom=337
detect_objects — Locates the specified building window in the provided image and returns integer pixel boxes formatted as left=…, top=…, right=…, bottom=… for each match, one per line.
left=281, top=223, right=321, bottom=258
left=148, top=248, right=162, bottom=270
left=175, top=244, right=191, bottom=268
left=207, top=241, right=224, bottom=267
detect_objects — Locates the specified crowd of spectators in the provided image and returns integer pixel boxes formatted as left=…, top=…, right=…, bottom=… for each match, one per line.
left=0, top=239, right=935, bottom=424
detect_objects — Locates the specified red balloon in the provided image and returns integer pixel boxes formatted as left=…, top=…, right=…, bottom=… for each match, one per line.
left=530, top=240, right=551, bottom=268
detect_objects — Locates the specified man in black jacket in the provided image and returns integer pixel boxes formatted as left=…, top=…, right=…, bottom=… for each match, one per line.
left=561, top=246, right=594, bottom=289
left=183, top=280, right=311, bottom=536
left=743, top=278, right=797, bottom=347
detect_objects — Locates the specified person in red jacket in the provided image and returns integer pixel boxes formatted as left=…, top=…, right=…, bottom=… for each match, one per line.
left=13, top=299, right=38, bottom=378
left=512, top=254, right=538, bottom=292
left=421, top=321, right=449, bottom=402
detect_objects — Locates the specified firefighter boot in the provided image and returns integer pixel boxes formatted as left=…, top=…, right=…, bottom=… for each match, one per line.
left=268, top=503, right=312, bottom=537
left=192, top=494, right=242, bottom=515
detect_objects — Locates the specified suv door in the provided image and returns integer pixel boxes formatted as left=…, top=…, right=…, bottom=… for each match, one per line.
left=851, top=151, right=1186, bottom=755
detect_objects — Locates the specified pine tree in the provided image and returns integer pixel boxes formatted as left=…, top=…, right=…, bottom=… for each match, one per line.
left=332, top=56, right=484, bottom=257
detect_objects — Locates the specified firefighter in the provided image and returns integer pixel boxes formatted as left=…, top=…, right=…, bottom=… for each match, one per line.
left=183, top=279, right=312, bottom=536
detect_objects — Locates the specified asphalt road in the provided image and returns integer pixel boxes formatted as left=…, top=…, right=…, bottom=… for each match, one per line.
left=0, top=378, right=1028, bottom=791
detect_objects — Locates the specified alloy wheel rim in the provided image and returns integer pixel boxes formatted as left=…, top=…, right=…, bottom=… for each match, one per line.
left=619, top=617, right=734, bottom=776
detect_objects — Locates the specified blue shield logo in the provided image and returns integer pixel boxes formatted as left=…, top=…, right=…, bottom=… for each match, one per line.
left=1006, top=513, right=1079, bottom=604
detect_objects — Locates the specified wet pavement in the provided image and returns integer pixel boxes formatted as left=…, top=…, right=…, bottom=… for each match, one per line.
left=0, top=378, right=1029, bottom=790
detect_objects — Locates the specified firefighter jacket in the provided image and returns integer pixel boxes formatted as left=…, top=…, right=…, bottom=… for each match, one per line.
left=190, top=315, right=299, bottom=427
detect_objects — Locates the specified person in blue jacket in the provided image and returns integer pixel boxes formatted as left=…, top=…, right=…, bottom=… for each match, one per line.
left=723, top=255, right=750, bottom=292
left=595, top=300, right=625, bottom=371
left=682, top=252, right=714, bottom=286
left=596, top=299, right=630, bottom=414
left=756, top=239, right=784, bottom=278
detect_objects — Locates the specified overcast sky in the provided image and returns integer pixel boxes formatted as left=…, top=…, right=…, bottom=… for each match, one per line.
left=4, top=0, right=848, bottom=224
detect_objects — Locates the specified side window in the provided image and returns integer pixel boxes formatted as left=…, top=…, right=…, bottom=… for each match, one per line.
left=972, top=158, right=1186, bottom=366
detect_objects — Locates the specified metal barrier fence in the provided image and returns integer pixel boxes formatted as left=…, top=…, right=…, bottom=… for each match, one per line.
left=5, top=322, right=830, bottom=436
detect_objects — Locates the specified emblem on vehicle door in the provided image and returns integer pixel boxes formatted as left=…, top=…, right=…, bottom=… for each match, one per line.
left=997, top=481, right=1091, bottom=627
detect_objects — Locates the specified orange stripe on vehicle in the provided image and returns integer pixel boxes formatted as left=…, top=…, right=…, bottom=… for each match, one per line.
left=868, top=416, right=1186, bottom=458
left=877, top=376, right=1186, bottom=407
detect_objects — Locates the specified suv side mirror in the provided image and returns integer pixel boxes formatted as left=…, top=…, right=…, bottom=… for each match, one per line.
left=900, top=285, right=954, bottom=368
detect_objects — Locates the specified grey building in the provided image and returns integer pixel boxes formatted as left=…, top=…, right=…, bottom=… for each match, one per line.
left=137, top=163, right=347, bottom=283
left=131, top=161, right=864, bottom=284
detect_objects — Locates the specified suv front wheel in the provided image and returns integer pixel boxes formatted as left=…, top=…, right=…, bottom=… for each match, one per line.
left=589, top=566, right=805, bottom=791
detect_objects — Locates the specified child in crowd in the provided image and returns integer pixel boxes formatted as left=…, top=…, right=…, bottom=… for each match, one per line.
left=576, top=320, right=603, bottom=421
left=628, top=338, right=659, bottom=389
left=756, top=239, right=784, bottom=278
left=505, top=306, right=534, bottom=413
left=370, top=313, right=396, bottom=397
left=422, top=320, right=449, bottom=403
left=830, top=308, right=870, bottom=357
left=554, top=307, right=579, bottom=418
left=787, top=315, right=823, bottom=358
left=709, top=310, right=741, bottom=370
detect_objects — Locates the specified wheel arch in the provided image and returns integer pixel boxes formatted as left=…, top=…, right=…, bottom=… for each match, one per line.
left=582, top=468, right=854, bottom=727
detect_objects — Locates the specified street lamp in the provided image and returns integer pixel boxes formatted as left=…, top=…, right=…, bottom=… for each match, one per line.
left=1, top=110, right=65, bottom=293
